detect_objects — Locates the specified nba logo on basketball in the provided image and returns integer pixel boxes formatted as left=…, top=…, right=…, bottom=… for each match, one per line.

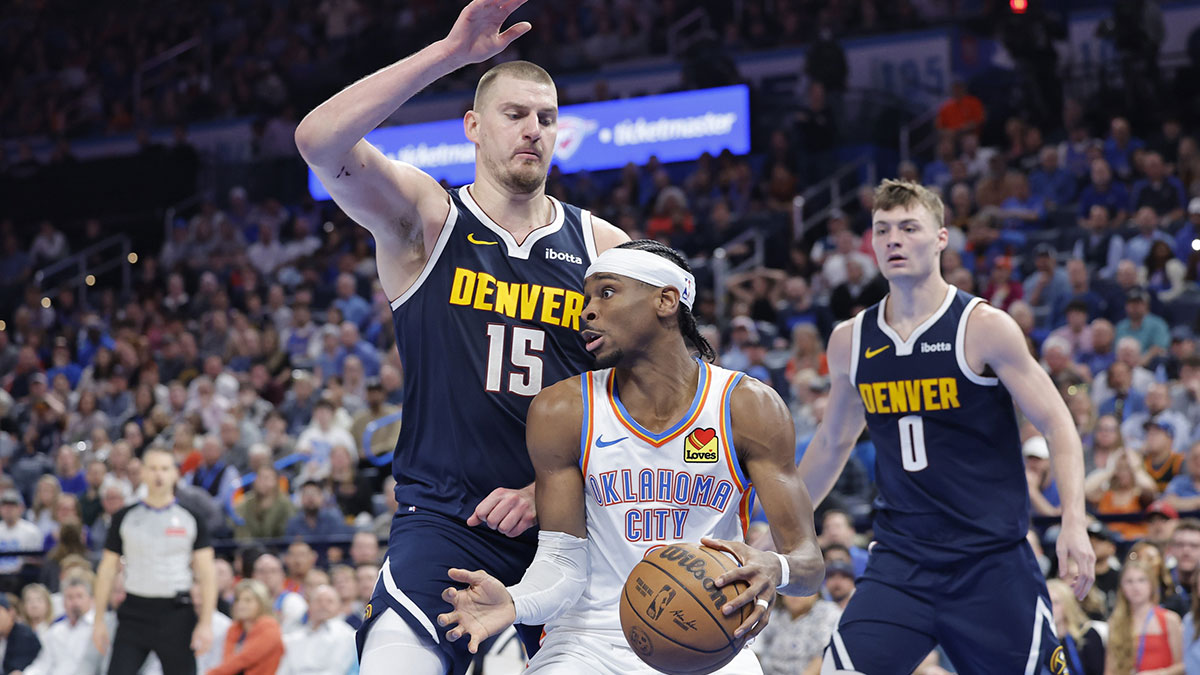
left=684, top=428, right=718, bottom=463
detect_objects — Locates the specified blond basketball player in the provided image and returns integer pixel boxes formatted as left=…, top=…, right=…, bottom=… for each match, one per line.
left=437, top=241, right=825, bottom=674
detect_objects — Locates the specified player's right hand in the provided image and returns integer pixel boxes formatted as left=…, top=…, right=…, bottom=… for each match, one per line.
left=468, top=484, right=537, bottom=537
left=92, top=620, right=109, bottom=655
left=443, top=0, right=533, bottom=66
left=438, top=568, right=516, bottom=654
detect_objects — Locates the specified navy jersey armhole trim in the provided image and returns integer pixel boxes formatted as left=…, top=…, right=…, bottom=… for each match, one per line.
left=389, top=195, right=459, bottom=310
left=955, top=296, right=1000, bottom=386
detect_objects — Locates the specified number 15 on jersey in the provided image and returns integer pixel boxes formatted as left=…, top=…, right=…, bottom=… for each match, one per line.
left=484, top=324, right=545, bottom=396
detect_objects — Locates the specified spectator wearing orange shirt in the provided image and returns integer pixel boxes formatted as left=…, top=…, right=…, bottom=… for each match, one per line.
left=936, top=80, right=985, bottom=137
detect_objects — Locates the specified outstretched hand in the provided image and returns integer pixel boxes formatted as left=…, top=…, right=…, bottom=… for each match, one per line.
left=701, top=537, right=778, bottom=640
left=437, top=568, right=516, bottom=654
left=444, top=0, right=533, bottom=65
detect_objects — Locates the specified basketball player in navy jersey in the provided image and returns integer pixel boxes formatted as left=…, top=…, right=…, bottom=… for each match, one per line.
left=435, top=241, right=824, bottom=673
left=295, top=1, right=627, bottom=673
left=800, top=180, right=1095, bottom=674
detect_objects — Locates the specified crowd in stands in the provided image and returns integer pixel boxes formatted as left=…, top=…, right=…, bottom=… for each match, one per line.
left=2, top=0, right=1200, bottom=671
left=0, top=0, right=941, bottom=142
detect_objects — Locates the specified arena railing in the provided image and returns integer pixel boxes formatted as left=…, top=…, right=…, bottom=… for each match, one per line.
left=33, top=233, right=133, bottom=303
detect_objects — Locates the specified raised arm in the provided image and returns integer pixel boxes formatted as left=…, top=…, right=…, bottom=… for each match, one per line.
left=702, top=376, right=825, bottom=640
left=965, top=303, right=1095, bottom=599
left=796, top=320, right=868, bottom=505
left=439, top=377, right=586, bottom=653
left=293, top=0, right=533, bottom=299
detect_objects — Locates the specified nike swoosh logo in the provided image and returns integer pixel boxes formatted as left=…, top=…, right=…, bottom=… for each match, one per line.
left=595, top=436, right=627, bottom=448
left=467, top=233, right=498, bottom=245
left=865, top=345, right=891, bottom=359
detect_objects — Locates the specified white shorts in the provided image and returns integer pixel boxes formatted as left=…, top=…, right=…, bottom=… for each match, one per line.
left=526, top=627, right=764, bottom=675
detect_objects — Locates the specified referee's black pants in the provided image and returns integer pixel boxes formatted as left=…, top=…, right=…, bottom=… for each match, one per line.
left=109, top=593, right=198, bottom=675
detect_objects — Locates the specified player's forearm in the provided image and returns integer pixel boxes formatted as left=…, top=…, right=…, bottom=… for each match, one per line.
left=779, top=539, right=824, bottom=597
left=1045, top=420, right=1088, bottom=523
left=796, top=430, right=853, bottom=507
left=295, top=40, right=466, bottom=168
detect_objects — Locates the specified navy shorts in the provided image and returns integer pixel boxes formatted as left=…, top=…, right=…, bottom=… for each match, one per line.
left=356, top=511, right=540, bottom=675
left=822, top=541, right=1067, bottom=675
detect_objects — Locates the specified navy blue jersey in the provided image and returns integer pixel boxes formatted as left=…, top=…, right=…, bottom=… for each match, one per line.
left=389, top=186, right=598, bottom=532
left=851, top=286, right=1027, bottom=564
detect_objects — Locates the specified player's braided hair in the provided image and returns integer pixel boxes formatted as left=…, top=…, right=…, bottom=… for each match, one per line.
left=615, top=240, right=716, bottom=363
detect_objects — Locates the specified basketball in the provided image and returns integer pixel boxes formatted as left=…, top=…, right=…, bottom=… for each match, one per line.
left=619, top=543, right=753, bottom=675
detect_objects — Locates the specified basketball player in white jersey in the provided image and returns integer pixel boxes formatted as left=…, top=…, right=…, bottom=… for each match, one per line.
left=436, top=241, right=825, bottom=674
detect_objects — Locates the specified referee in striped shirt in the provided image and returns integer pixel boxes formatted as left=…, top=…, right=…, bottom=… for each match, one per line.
left=91, top=447, right=218, bottom=674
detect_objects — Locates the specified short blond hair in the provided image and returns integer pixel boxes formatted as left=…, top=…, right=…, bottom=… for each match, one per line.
left=235, top=579, right=274, bottom=619
left=873, top=179, right=945, bottom=228
left=474, top=60, right=555, bottom=111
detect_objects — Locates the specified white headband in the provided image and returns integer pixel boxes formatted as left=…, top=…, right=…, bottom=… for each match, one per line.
left=584, top=249, right=696, bottom=310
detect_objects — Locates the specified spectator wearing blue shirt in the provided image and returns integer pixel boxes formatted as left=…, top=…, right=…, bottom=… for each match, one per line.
left=1080, top=318, right=1117, bottom=376
left=1059, top=125, right=1098, bottom=183
left=335, top=321, right=380, bottom=378
left=1077, top=159, right=1130, bottom=226
left=1131, top=153, right=1187, bottom=223
left=284, top=480, right=352, bottom=540
left=1028, top=146, right=1077, bottom=210
left=1022, top=244, right=1071, bottom=329
left=998, top=172, right=1047, bottom=232
left=44, top=337, right=81, bottom=389
left=332, top=273, right=371, bottom=330
left=1115, top=287, right=1171, bottom=363
left=1103, top=116, right=1144, bottom=182
left=1122, top=207, right=1175, bottom=266
left=1172, top=198, right=1200, bottom=262
left=1163, top=443, right=1200, bottom=512
left=921, top=137, right=955, bottom=191
left=1070, top=205, right=1124, bottom=278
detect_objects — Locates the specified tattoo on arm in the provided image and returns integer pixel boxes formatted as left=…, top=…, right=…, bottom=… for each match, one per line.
left=336, top=166, right=351, bottom=178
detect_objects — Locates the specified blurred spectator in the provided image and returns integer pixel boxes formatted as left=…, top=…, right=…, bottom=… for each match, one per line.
left=349, top=381, right=401, bottom=460
left=19, top=583, right=53, bottom=640
left=332, top=273, right=370, bottom=330
left=1116, top=288, right=1171, bottom=364
left=1121, top=384, right=1191, bottom=452
left=1173, top=198, right=1200, bottom=262
left=1049, top=300, right=1095, bottom=359
left=24, top=571, right=101, bottom=675
left=1047, top=578, right=1106, bottom=675
left=935, top=80, right=985, bottom=137
left=277, top=584, right=356, bottom=675
left=823, top=559, right=857, bottom=611
left=1104, top=117, right=1145, bottom=183
left=0, top=489, right=41, bottom=575
left=817, top=510, right=868, bottom=578
left=296, top=400, right=355, bottom=479
left=210, top=579, right=284, bottom=675
left=1025, top=436, right=1061, bottom=517
left=284, top=480, right=350, bottom=541
left=982, top=257, right=1023, bottom=312
left=1164, top=444, right=1200, bottom=512
left=372, top=476, right=398, bottom=541
left=1023, top=244, right=1070, bottom=329
left=251, top=554, right=306, bottom=634
left=328, top=445, right=372, bottom=519
left=335, top=322, right=380, bottom=378
left=1122, top=208, right=1174, bottom=267
left=1029, top=146, right=1077, bottom=210
left=235, top=467, right=294, bottom=540
left=29, top=221, right=68, bottom=269
left=1078, top=159, right=1130, bottom=227
left=1086, top=448, right=1156, bottom=540
left=1132, top=152, right=1187, bottom=223
left=750, top=593, right=840, bottom=675
left=0, top=593, right=41, bottom=672
left=190, top=435, right=242, bottom=503
left=1141, top=420, right=1185, bottom=492
left=1089, top=521, right=1121, bottom=614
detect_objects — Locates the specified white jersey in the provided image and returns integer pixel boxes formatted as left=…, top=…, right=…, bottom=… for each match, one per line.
left=551, top=361, right=754, bottom=633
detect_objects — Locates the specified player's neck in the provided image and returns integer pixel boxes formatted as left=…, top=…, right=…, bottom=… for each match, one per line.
left=613, top=346, right=700, bottom=432
left=468, top=177, right=552, bottom=236
left=884, top=274, right=950, bottom=331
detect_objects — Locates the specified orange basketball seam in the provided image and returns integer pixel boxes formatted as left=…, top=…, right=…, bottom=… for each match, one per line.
left=636, top=556, right=745, bottom=647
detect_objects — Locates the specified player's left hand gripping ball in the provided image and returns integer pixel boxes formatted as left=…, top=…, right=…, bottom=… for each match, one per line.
left=700, top=536, right=777, bottom=639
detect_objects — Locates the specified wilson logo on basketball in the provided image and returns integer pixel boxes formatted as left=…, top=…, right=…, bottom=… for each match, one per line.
left=654, top=544, right=731, bottom=611
left=684, top=428, right=719, bottom=463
